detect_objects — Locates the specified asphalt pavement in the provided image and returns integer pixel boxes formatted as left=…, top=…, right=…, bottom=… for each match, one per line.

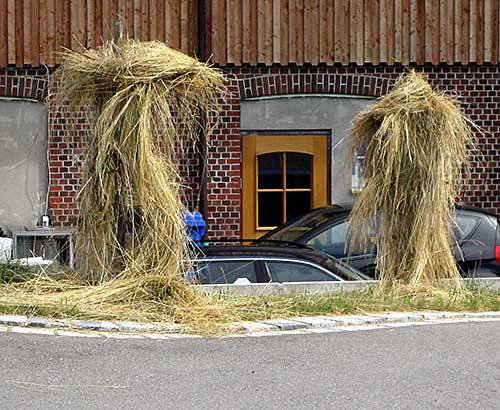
left=1, top=321, right=500, bottom=410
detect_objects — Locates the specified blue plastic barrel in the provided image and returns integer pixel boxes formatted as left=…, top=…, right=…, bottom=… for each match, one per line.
left=183, top=211, right=207, bottom=246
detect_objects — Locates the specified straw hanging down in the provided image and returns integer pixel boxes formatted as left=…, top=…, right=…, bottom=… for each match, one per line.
left=349, top=71, right=476, bottom=289
left=56, top=40, right=226, bottom=286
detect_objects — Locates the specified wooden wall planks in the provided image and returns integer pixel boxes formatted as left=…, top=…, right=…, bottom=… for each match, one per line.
left=1, top=0, right=499, bottom=67
left=1, top=0, right=198, bottom=66
left=210, top=0, right=500, bottom=66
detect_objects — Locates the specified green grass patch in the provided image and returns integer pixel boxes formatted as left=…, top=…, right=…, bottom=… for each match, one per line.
left=210, top=284, right=500, bottom=323
left=0, top=273, right=498, bottom=335
left=0, top=261, right=36, bottom=284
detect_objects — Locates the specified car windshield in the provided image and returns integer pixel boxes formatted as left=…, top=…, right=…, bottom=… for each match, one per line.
left=263, top=209, right=338, bottom=242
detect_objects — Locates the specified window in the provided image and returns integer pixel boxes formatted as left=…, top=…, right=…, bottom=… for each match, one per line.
left=196, top=260, right=257, bottom=284
left=351, top=150, right=366, bottom=194
left=453, top=215, right=480, bottom=242
left=306, top=221, right=376, bottom=258
left=265, top=260, right=338, bottom=282
left=257, top=152, right=313, bottom=229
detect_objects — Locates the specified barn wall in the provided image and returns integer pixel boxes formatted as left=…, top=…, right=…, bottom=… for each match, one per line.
left=1, top=0, right=499, bottom=67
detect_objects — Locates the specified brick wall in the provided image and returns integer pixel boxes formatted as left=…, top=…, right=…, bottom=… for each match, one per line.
left=0, top=68, right=48, bottom=100
left=209, top=65, right=500, bottom=239
left=1, top=64, right=499, bottom=238
left=47, top=99, right=88, bottom=226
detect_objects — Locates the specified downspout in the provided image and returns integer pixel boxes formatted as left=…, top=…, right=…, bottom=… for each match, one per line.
left=197, top=0, right=208, bottom=226
left=43, top=64, right=51, bottom=218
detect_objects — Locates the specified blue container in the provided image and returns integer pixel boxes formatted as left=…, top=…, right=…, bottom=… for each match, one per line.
left=183, top=211, right=206, bottom=246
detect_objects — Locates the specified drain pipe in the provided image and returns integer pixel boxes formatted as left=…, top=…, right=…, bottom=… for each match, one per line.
left=42, top=63, right=51, bottom=219
left=197, top=0, right=208, bottom=224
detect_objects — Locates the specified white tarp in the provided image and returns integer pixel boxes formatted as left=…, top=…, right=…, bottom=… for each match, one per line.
left=0, top=237, right=13, bottom=261
left=12, top=256, right=53, bottom=266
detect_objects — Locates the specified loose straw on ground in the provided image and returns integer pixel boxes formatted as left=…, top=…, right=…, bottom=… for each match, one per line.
left=55, top=39, right=226, bottom=308
left=349, top=71, right=476, bottom=291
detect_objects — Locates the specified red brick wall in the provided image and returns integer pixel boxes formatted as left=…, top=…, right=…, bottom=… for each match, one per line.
left=1, top=64, right=499, bottom=239
left=209, top=65, right=500, bottom=239
left=204, top=79, right=242, bottom=238
left=48, top=103, right=88, bottom=226
left=0, top=68, right=48, bottom=100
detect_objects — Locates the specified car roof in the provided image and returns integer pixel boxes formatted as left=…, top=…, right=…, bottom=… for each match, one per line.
left=197, top=244, right=332, bottom=260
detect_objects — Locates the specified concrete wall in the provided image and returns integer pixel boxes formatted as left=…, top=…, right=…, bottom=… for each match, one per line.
left=241, top=95, right=374, bottom=205
left=0, top=99, right=48, bottom=231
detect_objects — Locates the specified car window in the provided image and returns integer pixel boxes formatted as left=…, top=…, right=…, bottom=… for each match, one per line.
left=265, top=261, right=339, bottom=282
left=196, top=260, right=257, bottom=284
left=453, top=214, right=480, bottom=242
left=306, top=220, right=376, bottom=258
left=264, top=209, right=344, bottom=242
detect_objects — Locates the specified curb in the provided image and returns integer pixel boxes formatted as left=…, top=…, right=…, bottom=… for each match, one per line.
left=1, top=311, right=500, bottom=336
left=0, top=315, right=184, bottom=334
left=198, top=278, right=500, bottom=296
left=228, top=311, right=500, bottom=333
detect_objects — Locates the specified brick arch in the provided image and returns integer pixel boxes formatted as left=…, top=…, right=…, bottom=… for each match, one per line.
left=237, top=73, right=391, bottom=99
left=0, top=70, right=49, bottom=101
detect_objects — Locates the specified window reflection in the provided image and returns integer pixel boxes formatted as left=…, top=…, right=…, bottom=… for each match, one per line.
left=286, top=153, right=312, bottom=189
left=258, top=153, right=283, bottom=189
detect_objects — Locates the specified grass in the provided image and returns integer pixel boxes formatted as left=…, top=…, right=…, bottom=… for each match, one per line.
left=0, top=260, right=36, bottom=284
left=212, top=285, right=500, bottom=323
left=0, top=264, right=498, bottom=335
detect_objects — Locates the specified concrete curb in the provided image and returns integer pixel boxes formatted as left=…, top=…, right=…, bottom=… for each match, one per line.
left=2, top=311, right=498, bottom=336
left=197, top=277, right=500, bottom=296
left=227, top=311, right=500, bottom=333
left=0, top=315, right=184, bottom=334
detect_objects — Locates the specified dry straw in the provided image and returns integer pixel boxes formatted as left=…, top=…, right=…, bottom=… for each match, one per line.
left=56, top=39, right=226, bottom=305
left=349, top=71, right=476, bottom=290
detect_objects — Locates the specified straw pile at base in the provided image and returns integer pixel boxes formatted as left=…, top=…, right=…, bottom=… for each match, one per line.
left=349, top=71, right=476, bottom=289
left=56, top=39, right=225, bottom=296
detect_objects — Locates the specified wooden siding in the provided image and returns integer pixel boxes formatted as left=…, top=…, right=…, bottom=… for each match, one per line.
left=0, top=0, right=198, bottom=67
left=212, top=0, right=500, bottom=65
left=1, top=0, right=499, bottom=67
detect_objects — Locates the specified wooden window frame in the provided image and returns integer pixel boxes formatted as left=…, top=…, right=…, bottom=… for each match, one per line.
left=255, top=151, right=313, bottom=231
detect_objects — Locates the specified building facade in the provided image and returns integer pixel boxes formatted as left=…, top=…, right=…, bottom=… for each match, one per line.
left=0, top=0, right=499, bottom=240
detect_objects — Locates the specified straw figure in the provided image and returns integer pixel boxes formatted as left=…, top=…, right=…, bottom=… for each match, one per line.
left=57, top=39, right=225, bottom=289
left=349, top=71, right=476, bottom=290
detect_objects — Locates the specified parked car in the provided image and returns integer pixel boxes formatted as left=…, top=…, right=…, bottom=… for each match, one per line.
left=260, top=205, right=500, bottom=278
left=191, top=244, right=371, bottom=285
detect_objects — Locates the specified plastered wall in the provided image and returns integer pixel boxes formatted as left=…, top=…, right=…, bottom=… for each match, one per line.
left=0, top=99, right=48, bottom=231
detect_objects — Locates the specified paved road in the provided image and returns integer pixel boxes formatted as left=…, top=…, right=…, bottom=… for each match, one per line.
left=1, top=322, right=500, bottom=410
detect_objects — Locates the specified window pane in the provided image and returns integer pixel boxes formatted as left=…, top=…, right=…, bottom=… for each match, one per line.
left=306, top=221, right=376, bottom=258
left=258, top=192, right=283, bottom=227
left=286, top=153, right=312, bottom=189
left=266, top=261, right=337, bottom=282
left=286, top=191, right=311, bottom=221
left=258, top=153, right=283, bottom=189
left=453, top=215, right=480, bottom=241
left=196, top=261, right=257, bottom=284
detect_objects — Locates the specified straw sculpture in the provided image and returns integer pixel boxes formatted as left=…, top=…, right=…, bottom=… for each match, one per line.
left=56, top=39, right=225, bottom=289
left=349, top=71, right=476, bottom=289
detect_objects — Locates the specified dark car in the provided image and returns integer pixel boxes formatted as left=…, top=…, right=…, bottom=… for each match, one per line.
left=260, top=205, right=500, bottom=278
left=192, top=244, right=371, bottom=285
